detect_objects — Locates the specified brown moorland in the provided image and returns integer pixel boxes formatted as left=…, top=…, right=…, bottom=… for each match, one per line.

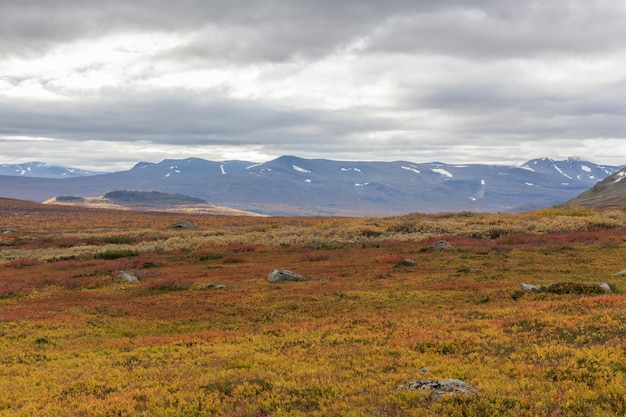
left=1, top=197, right=626, bottom=416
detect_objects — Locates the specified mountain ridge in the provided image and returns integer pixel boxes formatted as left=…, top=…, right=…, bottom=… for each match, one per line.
left=560, top=166, right=626, bottom=209
left=0, top=162, right=104, bottom=178
left=0, top=156, right=622, bottom=216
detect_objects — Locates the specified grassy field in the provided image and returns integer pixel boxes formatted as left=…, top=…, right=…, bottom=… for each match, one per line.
left=1, top=198, right=626, bottom=416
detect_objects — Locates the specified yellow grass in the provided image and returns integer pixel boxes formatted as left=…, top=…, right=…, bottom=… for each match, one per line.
left=1, top=198, right=626, bottom=416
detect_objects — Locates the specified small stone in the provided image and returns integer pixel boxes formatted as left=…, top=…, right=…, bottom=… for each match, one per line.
left=399, top=258, right=416, bottom=266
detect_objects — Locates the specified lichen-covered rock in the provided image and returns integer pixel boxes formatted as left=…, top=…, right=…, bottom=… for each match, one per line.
left=205, top=283, right=227, bottom=289
left=520, top=282, right=613, bottom=294
left=397, top=379, right=477, bottom=400
left=520, top=283, right=541, bottom=292
left=267, top=269, right=309, bottom=283
left=168, top=220, right=197, bottom=229
left=430, top=240, right=452, bottom=250
left=119, top=270, right=139, bottom=283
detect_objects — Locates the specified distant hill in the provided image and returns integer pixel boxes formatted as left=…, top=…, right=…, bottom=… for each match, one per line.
left=0, top=162, right=103, bottom=178
left=559, top=167, right=626, bottom=209
left=44, top=190, right=265, bottom=216
left=1, top=156, right=622, bottom=216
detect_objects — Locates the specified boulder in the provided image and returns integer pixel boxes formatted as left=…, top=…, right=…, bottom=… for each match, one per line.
left=520, top=282, right=613, bottom=294
left=1, top=228, right=13, bottom=234
left=520, top=283, right=541, bottom=292
left=397, top=379, right=477, bottom=400
left=612, top=268, right=626, bottom=276
left=205, top=283, right=227, bottom=289
left=119, top=270, right=139, bottom=283
left=430, top=240, right=452, bottom=250
left=267, top=269, right=309, bottom=283
left=168, top=220, right=197, bottom=229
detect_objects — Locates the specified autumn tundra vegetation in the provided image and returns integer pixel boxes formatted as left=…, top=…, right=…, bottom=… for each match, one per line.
left=1, top=197, right=626, bottom=416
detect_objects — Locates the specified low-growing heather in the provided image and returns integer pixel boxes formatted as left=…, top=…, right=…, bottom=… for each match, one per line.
left=1, top=202, right=626, bottom=415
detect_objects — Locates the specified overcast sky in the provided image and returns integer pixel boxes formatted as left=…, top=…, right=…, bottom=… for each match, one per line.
left=1, top=0, right=626, bottom=171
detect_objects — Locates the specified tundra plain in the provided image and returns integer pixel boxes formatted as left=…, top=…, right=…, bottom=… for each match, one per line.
left=1, top=198, right=626, bottom=416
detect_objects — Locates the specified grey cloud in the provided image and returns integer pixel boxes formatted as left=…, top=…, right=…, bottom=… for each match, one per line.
left=365, top=1, right=626, bottom=59
left=0, top=89, right=395, bottom=145
left=0, top=0, right=536, bottom=62
left=2, top=1, right=626, bottom=169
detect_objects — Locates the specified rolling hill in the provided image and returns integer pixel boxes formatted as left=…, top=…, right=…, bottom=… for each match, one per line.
left=43, top=190, right=265, bottom=216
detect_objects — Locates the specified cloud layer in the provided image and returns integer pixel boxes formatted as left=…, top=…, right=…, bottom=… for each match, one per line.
left=1, top=0, right=626, bottom=170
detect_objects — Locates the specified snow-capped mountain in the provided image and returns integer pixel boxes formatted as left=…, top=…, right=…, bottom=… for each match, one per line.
left=0, top=162, right=103, bottom=178
left=0, top=156, right=621, bottom=216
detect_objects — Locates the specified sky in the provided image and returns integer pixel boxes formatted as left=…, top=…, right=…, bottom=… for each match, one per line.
left=2, top=0, right=626, bottom=172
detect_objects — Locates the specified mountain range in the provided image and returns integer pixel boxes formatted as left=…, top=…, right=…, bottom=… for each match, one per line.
left=0, top=156, right=622, bottom=216
left=0, top=162, right=102, bottom=178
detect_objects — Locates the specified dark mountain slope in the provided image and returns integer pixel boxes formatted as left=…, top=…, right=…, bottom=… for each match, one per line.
left=560, top=167, right=626, bottom=209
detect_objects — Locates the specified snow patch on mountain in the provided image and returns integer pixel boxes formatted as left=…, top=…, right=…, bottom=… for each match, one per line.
left=164, top=166, right=181, bottom=178
left=581, top=165, right=591, bottom=172
left=614, top=171, right=626, bottom=183
left=432, top=168, right=453, bottom=178
left=292, top=165, right=311, bottom=173
left=401, top=165, right=421, bottom=174
left=220, top=164, right=226, bottom=175
left=553, top=164, right=573, bottom=179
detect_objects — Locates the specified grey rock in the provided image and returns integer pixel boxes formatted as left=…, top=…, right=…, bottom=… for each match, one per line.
left=399, top=258, right=416, bottom=266
left=521, top=282, right=614, bottom=294
left=612, top=268, right=626, bottom=276
left=119, top=270, right=139, bottom=283
left=430, top=240, right=452, bottom=250
left=205, top=283, right=227, bottom=289
left=520, top=283, right=541, bottom=292
left=168, top=220, right=197, bottom=229
left=1, top=228, right=13, bottom=234
left=397, top=379, right=477, bottom=400
left=267, top=269, right=309, bottom=283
